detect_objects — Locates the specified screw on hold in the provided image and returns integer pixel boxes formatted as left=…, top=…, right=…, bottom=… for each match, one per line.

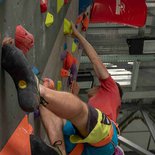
left=57, top=80, right=62, bottom=91
left=18, top=80, right=27, bottom=89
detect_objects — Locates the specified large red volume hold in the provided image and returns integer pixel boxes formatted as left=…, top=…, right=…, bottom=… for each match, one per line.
left=90, top=0, right=147, bottom=27
left=15, top=25, right=34, bottom=54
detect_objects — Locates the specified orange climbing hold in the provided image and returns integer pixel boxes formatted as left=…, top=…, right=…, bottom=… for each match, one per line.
left=82, top=14, right=89, bottom=31
left=76, top=13, right=90, bottom=31
left=63, top=52, right=77, bottom=70
left=76, top=14, right=83, bottom=25
left=60, top=68, right=70, bottom=77
left=15, top=25, right=34, bottom=54
left=0, top=115, right=33, bottom=155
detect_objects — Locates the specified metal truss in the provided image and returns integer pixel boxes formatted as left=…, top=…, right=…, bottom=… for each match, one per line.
left=131, top=61, right=140, bottom=91
left=118, top=110, right=138, bottom=132
left=141, top=110, right=155, bottom=143
left=118, top=106, right=155, bottom=154
left=80, top=55, right=155, bottom=63
left=118, top=136, right=154, bottom=155
left=122, top=91, right=155, bottom=100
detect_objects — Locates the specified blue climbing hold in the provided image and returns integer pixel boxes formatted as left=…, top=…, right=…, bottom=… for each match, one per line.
left=32, top=66, right=40, bottom=75
left=79, top=0, right=93, bottom=14
left=64, top=43, right=67, bottom=50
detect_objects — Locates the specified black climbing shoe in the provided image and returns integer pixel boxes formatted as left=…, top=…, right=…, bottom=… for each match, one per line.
left=1, top=44, right=40, bottom=112
left=30, top=135, right=62, bottom=155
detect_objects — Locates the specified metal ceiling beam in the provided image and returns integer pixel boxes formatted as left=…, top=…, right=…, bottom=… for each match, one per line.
left=131, top=61, right=140, bottom=91
left=141, top=110, right=155, bottom=143
left=147, top=2, right=155, bottom=7
left=118, top=111, right=138, bottom=131
left=80, top=55, right=155, bottom=63
left=88, top=23, right=130, bottom=28
left=118, top=136, right=154, bottom=155
left=123, top=91, right=155, bottom=100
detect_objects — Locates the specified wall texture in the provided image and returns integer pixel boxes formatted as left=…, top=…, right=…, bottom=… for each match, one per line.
left=0, top=0, right=71, bottom=150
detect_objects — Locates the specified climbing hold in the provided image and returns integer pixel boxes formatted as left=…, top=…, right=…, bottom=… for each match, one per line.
left=60, top=68, right=70, bottom=77
left=32, top=66, right=40, bottom=75
left=15, top=25, right=34, bottom=54
left=72, top=40, right=77, bottom=53
left=0, top=116, right=32, bottom=155
left=64, top=42, right=67, bottom=50
left=57, top=0, right=64, bottom=13
left=74, top=38, right=79, bottom=44
left=70, top=63, right=78, bottom=80
left=63, top=52, right=77, bottom=70
left=64, top=0, right=68, bottom=4
left=79, top=0, right=93, bottom=14
left=18, top=80, right=27, bottom=89
left=64, top=18, right=72, bottom=35
left=57, top=80, right=62, bottom=91
left=60, top=50, right=67, bottom=60
left=34, top=109, right=40, bottom=118
left=43, top=78, right=55, bottom=89
left=82, top=13, right=89, bottom=31
left=76, top=14, right=83, bottom=25
left=40, top=0, right=48, bottom=13
left=45, top=12, right=54, bottom=27
left=76, top=13, right=90, bottom=31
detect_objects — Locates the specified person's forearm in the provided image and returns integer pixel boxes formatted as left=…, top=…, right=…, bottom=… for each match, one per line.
left=76, top=33, right=109, bottom=79
left=76, top=33, right=99, bottom=63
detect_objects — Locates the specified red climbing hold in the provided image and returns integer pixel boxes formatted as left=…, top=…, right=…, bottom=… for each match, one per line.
left=15, top=25, right=34, bottom=54
left=64, top=0, right=69, bottom=4
left=40, top=0, right=48, bottom=13
left=60, top=68, right=70, bottom=77
left=63, top=52, right=77, bottom=70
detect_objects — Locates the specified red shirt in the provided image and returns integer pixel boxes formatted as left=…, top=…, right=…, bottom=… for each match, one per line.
left=88, top=76, right=121, bottom=122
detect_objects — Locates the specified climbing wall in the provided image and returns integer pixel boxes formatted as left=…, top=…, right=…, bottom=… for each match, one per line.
left=0, top=0, right=79, bottom=151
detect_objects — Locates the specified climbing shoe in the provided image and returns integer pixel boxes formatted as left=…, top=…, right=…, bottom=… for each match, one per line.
left=1, top=44, right=40, bottom=112
left=30, top=135, right=62, bottom=155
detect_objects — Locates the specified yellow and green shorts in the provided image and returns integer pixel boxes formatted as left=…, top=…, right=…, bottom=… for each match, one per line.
left=63, top=105, right=118, bottom=155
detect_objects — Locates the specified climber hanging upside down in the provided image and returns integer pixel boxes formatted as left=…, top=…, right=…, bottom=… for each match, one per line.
left=38, top=23, right=124, bottom=155
left=1, top=23, right=124, bottom=155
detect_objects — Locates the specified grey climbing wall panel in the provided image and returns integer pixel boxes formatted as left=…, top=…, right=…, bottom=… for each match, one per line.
left=0, top=0, right=71, bottom=150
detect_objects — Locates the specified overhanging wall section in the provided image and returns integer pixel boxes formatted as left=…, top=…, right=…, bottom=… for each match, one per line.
left=0, top=0, right=71, bottom=150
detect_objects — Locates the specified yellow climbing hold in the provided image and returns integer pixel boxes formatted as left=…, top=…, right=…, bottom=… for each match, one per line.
left=18, top=80, right=27, bottom=89
left=64, top=18, right=72, bottom=35
left=57, top=0, right=64, bottom=13
left=72, top=41, right=77, bottom=53
left=45, top=12, right=54, bottom=27
left=57, top=80, right=62, bottom=91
